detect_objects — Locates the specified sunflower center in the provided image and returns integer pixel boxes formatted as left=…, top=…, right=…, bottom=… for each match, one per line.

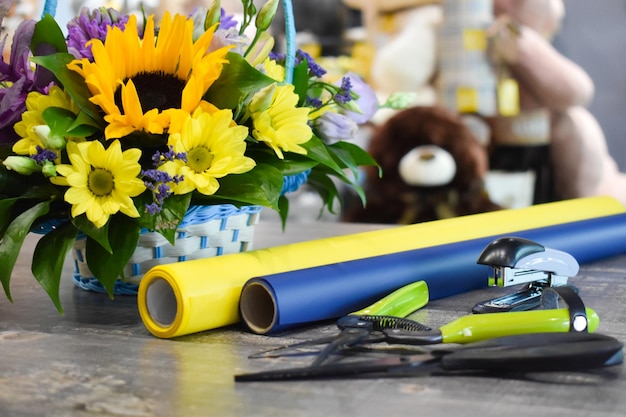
left=116, top=72, right=186, bottom=112
left=187, top=147, right=214, bottom=173
left=88, top=168, right=114, bottom=197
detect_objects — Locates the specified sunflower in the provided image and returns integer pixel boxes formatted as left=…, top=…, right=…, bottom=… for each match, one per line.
left=250, top=84, right=312, bottom=159
left=67, top=12, right=232, bottom=139
left=161, top=108, right=255, bottom=196
left=50, top=140, right=146, bottom=228
left=13, top=85, right=80, bottom=156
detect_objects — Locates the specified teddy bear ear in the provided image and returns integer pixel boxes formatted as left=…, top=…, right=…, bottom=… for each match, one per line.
left=398, top=145, right=457, bottom=186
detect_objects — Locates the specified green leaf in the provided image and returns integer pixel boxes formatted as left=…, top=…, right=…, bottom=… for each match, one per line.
left=0, top=201, right=51, bottom=302
left=329, top=141, right=380, bottom=174
left=204, top=52, right=275, bottom=109
left=245, top=147, right=317, bottom=175
left=300, top=135, right=347, bottom=180
left=306, top=169, right=343, bottom=214
left=198, top=164, right=284, bottom=208
left=277, top=195, right=289, bottom=229
left=31, top=14, right=67, bottom=54
left=67, top=111, right=100, bottom=137
left=32, top=221, right=78, bottom=313
left=137, top=193, right=192, bottom=244
left=73, top=214, right=112, bottom=253
left=32, top=53, right=105, bottom=126
left=0, top=186, right=65, bottom=239
left=0, top=198, right=19, bottom=238
left=0, top=165, right=56, bottom=198
left=291, top=60, right=310, bottom=106
left=85, top=215, right=141, bottom=298
left=42, top=106, right=76, bottom=144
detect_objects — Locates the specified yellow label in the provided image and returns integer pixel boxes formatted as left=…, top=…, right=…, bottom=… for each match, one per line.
left=456, top=87, right=479, bottom=113
left=463, top=29, right=487, bottom=51
left=498, top=78, right=520, bottom=116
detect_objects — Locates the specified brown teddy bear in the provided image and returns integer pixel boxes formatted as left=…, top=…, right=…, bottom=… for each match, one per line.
left=343, top=106, right=501, bottom=224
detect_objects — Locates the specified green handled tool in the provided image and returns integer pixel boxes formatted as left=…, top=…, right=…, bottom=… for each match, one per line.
left=250, top=282, right=601, bottom=367
left=350, top=280, right=429, bottom=317
left=384, top=307, right=599, bottom=345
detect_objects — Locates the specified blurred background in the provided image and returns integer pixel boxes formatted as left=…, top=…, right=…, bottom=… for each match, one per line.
left=6, top=0, right=626, bottom=223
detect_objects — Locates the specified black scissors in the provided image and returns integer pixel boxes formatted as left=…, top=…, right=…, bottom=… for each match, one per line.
left=235, top=332, right=623, bottom=382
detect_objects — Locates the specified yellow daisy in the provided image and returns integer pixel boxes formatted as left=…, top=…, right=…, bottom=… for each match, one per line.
left=13, top=86, right=80, bottom=156
left=67, top=12, right=231, bottom=139
left=51, top=140, right=146, bottom=228
left=250, top=84, right=312, bottom=159
left=161, top=108, right=255, bottom=196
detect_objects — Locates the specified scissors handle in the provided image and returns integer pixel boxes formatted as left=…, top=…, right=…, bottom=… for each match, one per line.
left=438, top=332, right=623, bottom=373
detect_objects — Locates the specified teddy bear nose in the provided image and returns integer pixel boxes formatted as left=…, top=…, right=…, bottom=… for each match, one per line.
left=398, top=145, right=457, bottom=186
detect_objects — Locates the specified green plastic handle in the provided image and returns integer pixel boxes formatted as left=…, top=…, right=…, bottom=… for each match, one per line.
left=441, top=307, right=600, bottom=344
left=351, top=281, right=429, bottom=318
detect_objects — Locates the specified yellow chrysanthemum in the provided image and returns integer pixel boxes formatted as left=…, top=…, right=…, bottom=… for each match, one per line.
left=263, top=57, right=285, bottom=82
left=67, top=12, right=231, bottom=139
left=13, top=86, right=80, bottom=156
left=161, top=108, right=255, bottom=195
left=250, top=84, right=312, bottom=159
left=51, top=140, right=146, bottom=228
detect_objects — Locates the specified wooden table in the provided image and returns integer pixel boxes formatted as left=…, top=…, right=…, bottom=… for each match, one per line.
left=1, top=218, right=625, bottom=417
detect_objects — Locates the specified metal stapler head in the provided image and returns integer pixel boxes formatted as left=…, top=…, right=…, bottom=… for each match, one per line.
left=472, top=237, right=580, bottom=314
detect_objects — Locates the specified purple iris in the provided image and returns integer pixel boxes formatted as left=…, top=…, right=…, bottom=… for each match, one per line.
left=66, top=7, right=129, bottom=60
left=0, top=20, right=52, bottom=145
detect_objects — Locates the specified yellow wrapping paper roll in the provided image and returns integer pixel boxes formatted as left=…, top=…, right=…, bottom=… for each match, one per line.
left=138, top=196, right=625, bottom=338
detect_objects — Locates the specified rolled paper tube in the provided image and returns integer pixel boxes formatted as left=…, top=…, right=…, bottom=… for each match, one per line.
left=240, top=212, right=626, bottom=334
left=138, top=196, right=624, bottom=338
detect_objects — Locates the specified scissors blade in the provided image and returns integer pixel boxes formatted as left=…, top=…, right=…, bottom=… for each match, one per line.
left=438, top=332, right=624, bottom=373
left=235, top=353, right=439, bottom=382
left=310, top=328, right=371, bottom=366
left=235, top=332, right=623, bottom=382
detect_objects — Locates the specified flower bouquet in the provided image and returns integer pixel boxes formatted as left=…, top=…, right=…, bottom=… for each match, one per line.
left=0, top=0, right=379, bottom=311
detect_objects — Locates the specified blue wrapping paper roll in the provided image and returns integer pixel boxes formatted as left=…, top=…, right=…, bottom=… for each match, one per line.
left=240, top=213, right=626, bottom=334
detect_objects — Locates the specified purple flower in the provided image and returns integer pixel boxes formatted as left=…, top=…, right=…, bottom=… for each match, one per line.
left=143, top=149, right=186, bottom=213
left=339, top=72, right=378, bottom=125
left=151, top=147, right=187, bottom=165
left=220, top=8, right=238, bottom=30
left=67, top=7, right=128, bottom=60
left=31, top=146, right=58, bottom=164
left=334, top=77, right=353, bottom=104
left=314, top=111, right=358, bottom=144
left=209, top=27, right=248, bottom=55
left=270, top=50, right=327, bottom=78
left=305, top=96, right=323, bottom=109
left=296, top=50, right=326, bottom=78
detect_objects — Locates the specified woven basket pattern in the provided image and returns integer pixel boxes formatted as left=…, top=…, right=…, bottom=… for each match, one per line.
left=72, top=205, right=262, bottom=294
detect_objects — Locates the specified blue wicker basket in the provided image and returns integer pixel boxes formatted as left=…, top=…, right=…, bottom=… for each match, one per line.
left=71, top=205, right=262, bottom=294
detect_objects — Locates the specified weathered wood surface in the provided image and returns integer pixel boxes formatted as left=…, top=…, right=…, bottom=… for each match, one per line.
left=1, top=219, right=625, bottom=417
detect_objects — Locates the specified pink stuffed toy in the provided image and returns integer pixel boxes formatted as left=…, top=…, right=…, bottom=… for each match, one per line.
left=490, top=0, right=626, bottom=206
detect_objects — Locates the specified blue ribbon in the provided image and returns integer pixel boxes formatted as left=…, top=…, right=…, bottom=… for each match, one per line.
left=282, top=0, right=295, bottom=83
left=41, top=0, right=57, bottom=18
